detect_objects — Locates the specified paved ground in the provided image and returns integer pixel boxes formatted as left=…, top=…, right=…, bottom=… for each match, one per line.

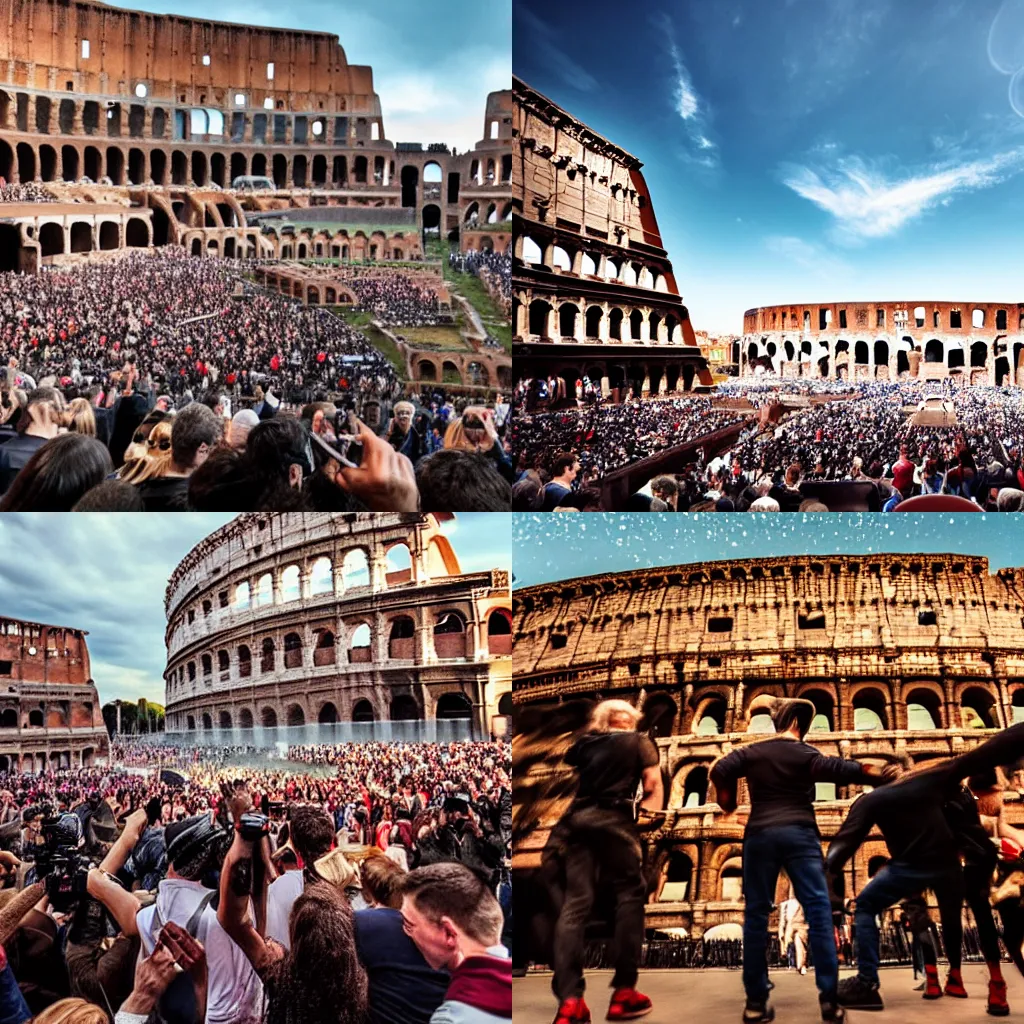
left=515, top=965, right=1024, bottom=1022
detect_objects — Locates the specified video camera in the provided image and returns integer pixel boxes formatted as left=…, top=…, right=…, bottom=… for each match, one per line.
left=36, top=813, right=89, bottom=912
left=237, top=812, right=271, bottom=843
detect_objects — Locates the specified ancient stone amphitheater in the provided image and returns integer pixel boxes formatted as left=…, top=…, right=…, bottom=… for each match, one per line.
left=513, top=552, right=1024, bottom=937
left=163, top=513, right=512, bottom=743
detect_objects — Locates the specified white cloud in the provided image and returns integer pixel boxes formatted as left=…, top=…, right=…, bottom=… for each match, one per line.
left=781, top=150, right=1024, bottom=240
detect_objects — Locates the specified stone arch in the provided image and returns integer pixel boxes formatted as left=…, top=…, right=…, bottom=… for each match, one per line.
left=691, top=692, right=727, bottom=735
left=186, top=714, right=196, bottom=731
left=314, top=629, right=336, bottom=666
left=434, top=610, right=468, bottom=659
left=286, top=703, right=305, bottom=727
left=905, top=685, right=943, bottom=729
left=260, top=636, right=276, bottom=672
left=128, top=147, right=145, bottom=185
left=16, top=142, right=35, bottom=182
left=201, top=712, right=212, bottom=732
left=389, top=615, right=416, bottom=659
left=99, top=221, right=119, bottom=250
left=642, top=692, right=677, bottom=739
left=435, top=692, right=472, bottom=719
left=105, top=147, right=125, bottom=185
left=39, top=222, right=64, bottom=257
left=925, top=338, right=944, bottom=363
left=487, top=609, right=512, bottom=655
left=219, top=710, right=232, bottom=730
left=126, top=219, right=149, bottom=247
left=280, top=563, right=301, bottom=601
left=352, top=698, right=375, bottom=722
left=851, top=686, right=889, bottom=731
left=70, top=221, right=93, bottom=253
left=238, top=644, right=251, bottom=677
left=558, top=303, right=579, bottom=338
left=385, top=542, right=413, bottom=584
left=348, top=622, right=372, bottom=663
left=960, top=685, right=999, bottom=729
left=61, top=145, right=79, bottom=182
left=239, top=707, right=254, bottom=730
left=391, top=694, right=420, bottom=721
left=84, top=145, right=100, bottom=181
left=283, top=631, right=303, bottom=669
left=796, top=686, right=835, bottom=732
left=0, top=709, right=16, bottom=729
left=261, top=706, right=278, bottom=729
left=318, top=701, right=338, bottom=724
left=39, top=144, right=57, bottom=181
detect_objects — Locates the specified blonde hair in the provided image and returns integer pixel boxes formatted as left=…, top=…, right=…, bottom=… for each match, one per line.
left=121, top=419, right=173, bottom=485
left=31, top=998, right=110, bottom=1024
left=393, top=401, right=415, bottom=417
left=314, top=848, right=360, bottom=891
left=66, top=398, right=96, bottom=437
left=591, top=699, right=641, bottom=733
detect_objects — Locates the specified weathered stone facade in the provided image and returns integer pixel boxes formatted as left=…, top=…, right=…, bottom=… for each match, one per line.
left=513, top=553, right=1024, bottom=937
left=742, top=301, right=1024, bottom=385
left=164, top=513, right=512, bottom=740
left=512, top=76, right=710, bottom=396
left=0, top=616, right=109, bottom=772
left=0, top=0, right=511, bottom=268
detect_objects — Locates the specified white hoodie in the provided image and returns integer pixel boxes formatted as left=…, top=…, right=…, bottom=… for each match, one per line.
left=136, top=877, right=264, bottom=1024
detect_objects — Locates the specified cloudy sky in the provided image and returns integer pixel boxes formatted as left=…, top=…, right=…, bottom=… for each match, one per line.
left=513, top=512, right=1023, bottom=588
left=515, top=0, right=1024, bottom=333
left=0, top=514, right=510, bottom=707
left=116, top=0, right=511, bottom=152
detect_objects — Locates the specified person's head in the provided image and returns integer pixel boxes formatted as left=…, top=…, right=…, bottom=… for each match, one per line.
left=550, top=451, right=579, bottom=484
left=313, top=848, right=359, bottom=892
left=229, top=409, right=259, bottom=450
left=0, top=434, right=113, bottom=512
left=164, top=814, right=226, bottom=881
left=154, top=394, right=173, bottom=413
left=200, top=392, right=226, bottom=417
left=392, top=401, right=415, bottom=433
left=122, top=411, right=170, bottom=468
left=247, top=417, right=315, bottom=494
left=21, top=387, right=64, bottom=438
left=29, top=998, right=109, bottom=1024
left=171, top=403, right=222, bottom=473
left=290, top=805, right=335, bottom=869
left=400, top=862, right=504, bottom=971
left=591, top=699, right=641, bottom=733
left=361, top=852, right=407, bottom=909
left=785, top=463, right=801, bottom=487
left=65, top=397, right=96, bottom=437
left=749, top=496, right=781, bottom=511
left=187, top=445, right=261, bottom=510
left=651, top=475, right=678, bottom=505
left=798, top=499, right=829, bottom=512
left=72, top=479, right=146, bottom=511
left=416, top=450, right=510, bottom=511
left=270, top=881, right=367, bottom=1024
left=511, top=476, right=543, bottom=511
left=716, top=497, right=735, bottom=512
left=867, top=460, right=884, bottom=481
left=122, top=419, right=174, bottom=485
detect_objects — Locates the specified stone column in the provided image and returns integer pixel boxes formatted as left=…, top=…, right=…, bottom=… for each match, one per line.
left=544, top=306, right=556, bottom=341
left=598, top=307, right=610, bottom=343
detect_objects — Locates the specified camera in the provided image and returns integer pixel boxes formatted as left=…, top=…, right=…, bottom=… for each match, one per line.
left=238, top=812, right=271, bottom=842
left=36, top=813, right=89, bottom=912
left=267, top=801, right=286, bottom=818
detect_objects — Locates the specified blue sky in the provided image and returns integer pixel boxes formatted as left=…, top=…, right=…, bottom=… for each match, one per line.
left=514, top=0, right=1024, bottom=334
left=0, top=513, right=510, bottom=706
left=116, top=0, right=510, bottom=151
left=513, top=512, right=1023, bottom=588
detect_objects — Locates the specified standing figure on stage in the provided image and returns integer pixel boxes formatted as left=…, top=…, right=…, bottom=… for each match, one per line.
left=710, top=695, right=891, bottom=1024
left=545, top=699, right=664, bottom=1024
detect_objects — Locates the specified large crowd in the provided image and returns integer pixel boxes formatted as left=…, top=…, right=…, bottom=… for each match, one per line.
left=0, top=251, right=513, bottom=510
left=512, top=376, right=1024, bottom=511
left=448, top=251, right=511, bottom=318
left=0, top=736, right=512, bottom=1024
left=0, top=183, right=57, bottom=203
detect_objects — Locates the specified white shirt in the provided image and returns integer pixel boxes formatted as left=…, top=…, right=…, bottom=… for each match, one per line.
left=137, top=877, right=263, bottom=1024
left=265, top=868, right=305, bottom=951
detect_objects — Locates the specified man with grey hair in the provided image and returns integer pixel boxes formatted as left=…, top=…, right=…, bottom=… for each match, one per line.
left=545, top=699, right=663, bottom=1024
left=137, top=402, right=222, bottom=510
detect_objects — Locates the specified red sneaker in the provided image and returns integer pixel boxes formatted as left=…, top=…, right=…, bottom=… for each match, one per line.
left=553, top=997, right=592, bottom=1024
left=988, top=979, right=1010, bottom=1017
left=923, top=966, right=943, bottom=1000
left=944, top=973, right=968, bottom=999
left=607, top=988, right=653, bottom=1021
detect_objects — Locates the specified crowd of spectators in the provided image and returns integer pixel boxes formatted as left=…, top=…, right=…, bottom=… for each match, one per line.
left=0, top=736, right=511, bottom=1024
left=511, top=376, right=1024, bottom=511
left=346, top=277, right=452, bottom=329
left=448, top=251, right=511, bottom=318
left=0, top=183, right=57, bottom=203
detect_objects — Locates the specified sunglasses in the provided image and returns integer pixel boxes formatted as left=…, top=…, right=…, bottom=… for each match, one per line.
left=148, top=438, right=171, bottom=451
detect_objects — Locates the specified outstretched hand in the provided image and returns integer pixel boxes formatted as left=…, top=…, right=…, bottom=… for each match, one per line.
left=328, top=418, right=418, bottom=511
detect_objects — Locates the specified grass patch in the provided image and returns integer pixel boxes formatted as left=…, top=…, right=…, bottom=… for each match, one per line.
left=394, top=325, right=468, bottom=350
left=431, top=239, right=511, bottom=352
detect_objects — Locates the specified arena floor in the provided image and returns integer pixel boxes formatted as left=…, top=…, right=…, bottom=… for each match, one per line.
left=514, top=965, right=1024, bottom=1022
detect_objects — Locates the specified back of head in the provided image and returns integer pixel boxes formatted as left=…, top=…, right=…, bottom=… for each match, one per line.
left=0, top=434, right=113, bottom=511
left=550, top=451, right=576, bottom=478
left=591, top=699, right=641, bottom=733
left=749, top=496, right=781, bottom=511
left=72, top=479, right=145, bottom=511
left=785, top=463, right=801, bottom=486
left=402, top=862, right=502, bottom=947
left=247, top=417, right=311, bottom=483
left=416, top=449, right=510, bottom=511
left=22, top=387, right=62, bottom=435
left=187, top=445, right=260, bottom=510
left=30, top=998, right=109, bottom=1024
left=290, top=805, right=336, bottom=867
left=67, top=398, right=96, bottom=437
left=164, top=814, right=225, bottom=881
left=361, top=852, right=406, bottom=908
left=511, top=477, right=543, bottom=511
left=651, top=475, right=678, bottom=500
left=314, top=848, right=359, bottom=891
left=171, top=403, right=222, bottom=471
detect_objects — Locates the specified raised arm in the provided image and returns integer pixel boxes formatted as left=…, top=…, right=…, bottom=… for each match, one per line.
left=825, top=795, right=874, bottom=876
left=217, top=830, right=278, bottom=979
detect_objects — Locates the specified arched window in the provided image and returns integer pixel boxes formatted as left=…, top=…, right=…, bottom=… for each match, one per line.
left=234, top=582, right=250, bottom=608
left=219, top=710, right=232, bottom=730
left=0, top=709, right=16, bottom=728
left=310, top=557, right=333, bottom=595
left=487, top=610, right=512, bottom=655
left=281, top=565, right=301, bottom=602
left=659, top=851, right=693, bottom=901
left=436, top=693, right=472, bottom=720
left=961, top=687, right=998, bottom=729
left=239, top=708, right=254, bottom=730
left=434, top=611, right=468, bottom=659
left=283, top=632, right=303, bottom=669
left=391, top=695, right=419, bottom=721
left=642, top=692, right=677, bottom=739
left=349, top=623, right=372, bottom=663
left=906, top=688, right=942, bottom=730
left=186, top=714, right=196, bottom=731
left=217, top=650, right=229, bottom=673
left=314, top=630, right=336, bottom=666
left=187, top=662, right=196, bottom=682
left=201, top=654, right=212, bottom=677
left=254, top=572, right=273, bottom=606
left=261, top=707, right=278, bottom=730
left=318, top=702, right=338, bottom=725
left=386, top=544, right=413, bottom=586
left=286, top=704, right=305, bottom=727
left=853, top=689, right=888, bottom=731
left=342, top=549, right=369, bottom=589
left=353, top=699, right=375, bottom=722
left=238, top=645, right=251, bottom=678
left=694, top=697, right=726, bottom=735
left=261, top=637, right=275, bottom=673
left=498, top=693, right=513, bottom=716
left=747, top=712, right=776, bottom=734
left=389, top=617, right=416, bottom=659
left=683, top=766, right=708, bottom=808
left=201, top=713, right=212, bottom=732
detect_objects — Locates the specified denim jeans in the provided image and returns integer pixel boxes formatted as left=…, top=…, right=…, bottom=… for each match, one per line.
left=854, top=861, right=964, bottom=986
left=742, top=824, right=837, bottom=1005
left=0, top=964, right=30, bottom=1024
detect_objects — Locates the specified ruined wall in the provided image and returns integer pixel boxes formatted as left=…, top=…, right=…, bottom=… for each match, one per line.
left=513, top=553, right=1024, bottom=935
left=512, top=76, right=708, bottom=392
left=741, top=301, right=1024, bottom=385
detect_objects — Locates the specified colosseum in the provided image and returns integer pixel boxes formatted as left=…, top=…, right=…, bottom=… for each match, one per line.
left=163, top=513, right=512, bottom=743
left=0, top=0, right=512, bottom=267
left=0, top=615, right=109, bottom=773
left=513, top=552, right=1024, bottom=939
left=741, top=301, right=1024, bottom=385
left=511, top=76, right=711, bottom=398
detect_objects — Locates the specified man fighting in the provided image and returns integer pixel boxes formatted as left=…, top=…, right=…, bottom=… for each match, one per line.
left=710, top=695, right=893, bottom=1024
left=545, top=699, right=663, bottom=1024
left=827, top=721, right=1024, bottom=1014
